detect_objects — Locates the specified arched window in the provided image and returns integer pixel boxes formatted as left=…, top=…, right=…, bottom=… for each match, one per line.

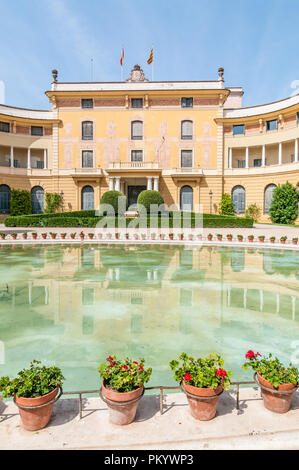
left=181, top=120, right=193, bottom=140
left=232, top=186, right=245, bottom=214
left=82, top=121, right=93, bottom=140
left=264, top=184, right=277, bottom=214
left=180, top=185, right=193, bottom=211
left=31, top=186, right=44, bottom=214
left=131, top=120, right=143, bottom=140
left=0, top=185, right=11, bottom=214
left=81, top=186, right=94, bottom=210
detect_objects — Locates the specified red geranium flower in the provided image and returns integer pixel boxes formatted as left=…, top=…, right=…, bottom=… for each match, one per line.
left=216, top=368, right=227, bottom=379
left=133, top=361, right=138, bottom=365
left=120, top=365, right=128, bottom=371
left=184, top=373, right=192, bottom=382
left=245, top=350, right=255, bottom=360
left=139, top=365, right=144, bottom=371
left=106, top=356, right=113, bottom=362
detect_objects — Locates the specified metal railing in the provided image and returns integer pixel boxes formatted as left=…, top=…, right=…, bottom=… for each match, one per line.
left=62, top=381, right=256, bottom=420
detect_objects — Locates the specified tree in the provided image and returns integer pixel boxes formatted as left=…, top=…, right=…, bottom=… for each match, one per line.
left=269, top=182, right=298, bottom=224
left=219, top=193, right=234, bottom=216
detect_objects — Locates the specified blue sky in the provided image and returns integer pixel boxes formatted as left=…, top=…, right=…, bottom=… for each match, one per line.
left=1, top=0, right=299, bottom=109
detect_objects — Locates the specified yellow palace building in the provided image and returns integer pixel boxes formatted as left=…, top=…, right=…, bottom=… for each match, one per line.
left=0, top=65, right=298, bottom=219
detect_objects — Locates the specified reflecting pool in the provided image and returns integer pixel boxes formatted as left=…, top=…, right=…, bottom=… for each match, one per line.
left=0, top=244, right=298, bottom=392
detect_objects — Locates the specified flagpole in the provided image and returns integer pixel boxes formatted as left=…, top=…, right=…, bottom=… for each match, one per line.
left=152, top=44, right=154, bottom=81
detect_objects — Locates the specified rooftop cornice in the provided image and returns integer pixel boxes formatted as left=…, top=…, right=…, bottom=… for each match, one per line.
left=221, top=93, right=299, bottom=121
left=0, top=103, right=55, bottom=121
left=48, top=80, right=226, bottom=93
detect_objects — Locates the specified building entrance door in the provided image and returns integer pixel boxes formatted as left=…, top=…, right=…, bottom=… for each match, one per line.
left=127, top=186, right=146, bottom=209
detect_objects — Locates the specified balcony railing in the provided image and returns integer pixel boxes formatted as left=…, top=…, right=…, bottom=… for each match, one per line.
left=163, top=167, right=203, bottom=176
left=109, top=162, right=159, bottom=170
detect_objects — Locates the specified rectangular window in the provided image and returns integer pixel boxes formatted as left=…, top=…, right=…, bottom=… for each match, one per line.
left=181, top=150, right=193, bottom=168
left=131, top=150, right=143, bottom=162
left=31, top=126, right=43, bottom=136
left=0, top=121, right=10, bottom=133
left=238, top=160, right=245, bottom=168
left=291, top=154, right=295, bottom=162
left=233, top=124, right=245, bottom=135
left=254, top=158, right=262, bottom=167
left=82, top=121, right=93, bottom=140
left=297, top=112, right=299, bottom=124
left=82, top=150, right=93, bottom=168
left=181, top=121, right=193, bottom=140
left=181, top=97, right=193, bottom=108
left=131, top=121, right=143, bottom=140
left=266, top=119, right=277, bottom=131
left=81, top=99, right=93, bottom=109
left=131, top=98, right=143, bottom=108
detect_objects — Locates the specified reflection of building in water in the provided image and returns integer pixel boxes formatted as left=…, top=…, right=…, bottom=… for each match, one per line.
left=1, top=246, right=298, bottom=344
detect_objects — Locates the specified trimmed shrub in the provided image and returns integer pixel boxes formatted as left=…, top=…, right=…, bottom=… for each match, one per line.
left=269, top=182, right=299, bottom=224
left=10, top=190, right=31, bottom=216
left=245, top=203, right=261, bottom=222
left=137, top=190, right=164, bottom=213
left=100, top=191, right=126, bottom=215
left=219, top=193, right=234, bottom=216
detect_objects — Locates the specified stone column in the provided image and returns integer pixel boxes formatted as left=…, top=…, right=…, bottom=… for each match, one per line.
left=262, top=145, right=266, bottom=167
left=278, top=142, right=282, bottom=165
left=147, top=177, right=153, bottom=190
left=245, top=147, right=249, bottom=169
left=228, top=148, right=232, bottom=169
left=27, top=148, right=31, bottom=169
left=115, top=177, right=121, bottom=192
left=295, top=139, right=298, bottom=163
left=109, top=178, right=114, bottom=191
left=43, top=149, right=47, bottom=169
left=10, top=147, right=14, bottom=168
left=153, top=177, right=159, bottom=191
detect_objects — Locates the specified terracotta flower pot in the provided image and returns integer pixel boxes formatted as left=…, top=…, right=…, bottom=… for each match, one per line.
left=11, top=234, right=17, bottom=240
left=15, top=385, right=59, bottom=431
left=270, top=239, right=275, bottom=244
left=280, top=239, right=286, bottom=244
left=292, top=239, right=298, bottom=245
left=41, top=234, right=47, bottom=240
left=22, top=234, right=28, bottom=239
left=60, top=234, right=66, bottom=239
left=207, top=236, right=213, bottom=241
left=217, top=237, right=222, bottom=241
left=257, top=373, right=297, bottom=414
left=227, top=238, right=232, bottom=242
left=32, top=234, right=37, bottom=240
left=169, top=235, right=174, bottom=240
left=50, top=234, right=57, bottom=239
left=182, top=381, right=223, bottom=421
left=248, top=238, right=254, bottom=243
left=101, top=381, right=143, bottom=425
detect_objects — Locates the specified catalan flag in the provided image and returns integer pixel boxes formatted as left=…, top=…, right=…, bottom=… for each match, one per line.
left=147, top=48, right=153, bottom=65
left=120, top=48, right=124, bottom=66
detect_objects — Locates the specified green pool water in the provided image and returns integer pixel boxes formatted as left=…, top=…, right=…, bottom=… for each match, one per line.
left=0, top=244, right=298, bottom=393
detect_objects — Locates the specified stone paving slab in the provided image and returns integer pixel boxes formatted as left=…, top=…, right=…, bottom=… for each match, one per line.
left=0, top=387, right=298, bottom=450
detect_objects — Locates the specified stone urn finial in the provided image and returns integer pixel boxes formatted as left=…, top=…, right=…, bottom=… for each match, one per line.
left=218, top=67, right=224, bottom=82
left=52, top=69, right=58, bottom=83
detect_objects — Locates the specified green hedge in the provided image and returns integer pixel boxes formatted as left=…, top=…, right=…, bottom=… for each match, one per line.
left=4, top=211, right=253, bottom=228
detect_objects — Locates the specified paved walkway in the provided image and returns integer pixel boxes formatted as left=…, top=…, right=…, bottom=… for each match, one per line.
left=0, top=387, right=298, bottom=450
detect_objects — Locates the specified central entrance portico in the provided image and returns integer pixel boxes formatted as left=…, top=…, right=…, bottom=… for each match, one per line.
left=107, top=169, right=161, bottom=209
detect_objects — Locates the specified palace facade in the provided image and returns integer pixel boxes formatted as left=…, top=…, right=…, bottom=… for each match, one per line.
left=0, top=65, right=298, bottom=219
